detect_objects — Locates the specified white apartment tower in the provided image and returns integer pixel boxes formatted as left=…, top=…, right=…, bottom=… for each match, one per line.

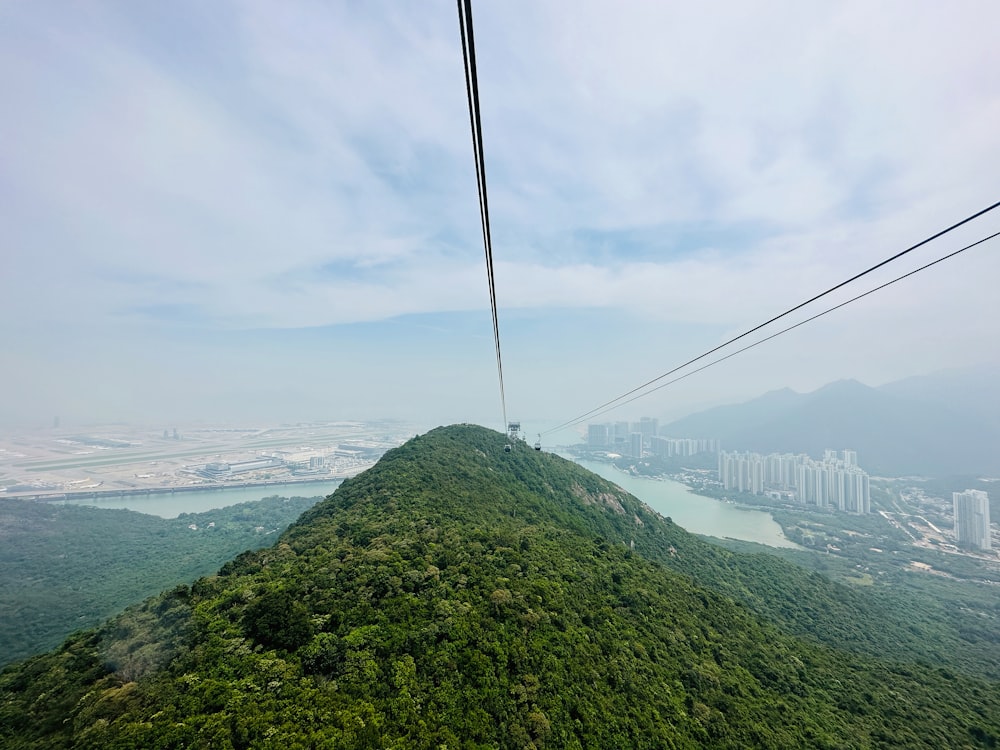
left=719, top=448, right=871, bottom=513
left=953, top=490, right=992, bottom=551
left=588, top=423, right=609, bottom=448
left=629, top=432, right=644, bottom=459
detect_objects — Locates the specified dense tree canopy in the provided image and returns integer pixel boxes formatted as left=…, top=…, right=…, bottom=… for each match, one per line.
left=2, top=425, right=998, bottom=748
left=0, top=494, right=322, bottom=666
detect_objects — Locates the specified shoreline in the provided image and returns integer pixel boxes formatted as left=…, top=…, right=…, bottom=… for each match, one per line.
left=566, top=453, right=802, bottom=549
left=2, top=474, right=356, bottom=503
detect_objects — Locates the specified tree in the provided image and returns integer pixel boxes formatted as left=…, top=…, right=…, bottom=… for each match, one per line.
left=243, top=590, right=313, bottom=652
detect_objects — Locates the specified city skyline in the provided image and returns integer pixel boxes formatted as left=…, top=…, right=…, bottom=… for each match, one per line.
left=585, top=418, right=719, bottom=458
left=719, top=448, right=871, bottom=514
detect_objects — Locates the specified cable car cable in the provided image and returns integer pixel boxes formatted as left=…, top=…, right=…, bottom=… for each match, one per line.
left=554, top=229, right=1000, bottom=429
left=542, top=199, right=1000, bottom=435
left=457, top=0, right=508, bottom=431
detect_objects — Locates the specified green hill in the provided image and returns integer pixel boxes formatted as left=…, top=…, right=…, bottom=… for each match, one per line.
left=2, top=425, right=998, bottom=748
left=0, top=494, right=324, bottom=666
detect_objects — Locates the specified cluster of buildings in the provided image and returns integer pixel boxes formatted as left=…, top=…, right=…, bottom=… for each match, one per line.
left=650, top=436, right=720, bottom=458
left=718, top=449, right=871, bottom=514
left=586, top=419, right=996, bottom=550
left=197, top=457, right=286, bottom=480
left=953, top=489, right=992, bottom=551
left=195, top=454, right=333, bottom=481
left=187, top=445, right=377, bottom=483
left=586, top=418, right=718, bottom=459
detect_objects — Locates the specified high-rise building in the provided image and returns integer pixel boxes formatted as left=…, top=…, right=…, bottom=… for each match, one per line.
left=953, top=490, right=992, bottom=551
left=719, top=448, right=870, bottom=513
left=638, top=417, right=658, bottom=446
left=650, top=436, right=668, bottom=458
left=750, top=459, right=764, bottom=495
left=629, top=432, right=644, bottom=459
left=845, top=471, right=870, bottom=514
left=827, top=467, right=847, bottom=511
left=588, top=424, right=609, bottom=448
left=592, top=428, right=719, bottom=460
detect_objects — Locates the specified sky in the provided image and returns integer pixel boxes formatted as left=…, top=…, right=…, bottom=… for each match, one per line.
left=2, top=1, right=999, bottom=434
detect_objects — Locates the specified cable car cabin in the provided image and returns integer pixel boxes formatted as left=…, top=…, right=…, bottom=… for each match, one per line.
left=534, top=435, right=542, bottom=451
left=504, top=444, right=512, bottom=453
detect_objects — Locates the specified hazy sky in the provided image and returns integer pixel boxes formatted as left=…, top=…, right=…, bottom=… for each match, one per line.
left=3, top=1, right=999, bottom=432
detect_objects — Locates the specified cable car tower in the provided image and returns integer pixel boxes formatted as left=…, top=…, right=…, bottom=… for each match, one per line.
left=505, top=422, right=521, bottom=452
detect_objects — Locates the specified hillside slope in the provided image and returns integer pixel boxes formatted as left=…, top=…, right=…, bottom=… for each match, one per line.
left=2, top=425, right=998, bottom=748
left=0, top=494, right=323, bottom=667
left=879, top=365, right=1000, bottom=431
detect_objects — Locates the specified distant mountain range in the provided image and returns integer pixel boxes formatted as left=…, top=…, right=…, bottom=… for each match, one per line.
left=663, top=367, right=1000, bottom=477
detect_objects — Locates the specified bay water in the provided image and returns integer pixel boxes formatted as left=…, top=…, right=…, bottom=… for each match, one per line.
left=54, top=423, right=796, bottom=547
left=53, top=480, right=343, bottom=519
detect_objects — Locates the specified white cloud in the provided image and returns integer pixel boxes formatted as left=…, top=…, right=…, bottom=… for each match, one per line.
left=1, top=0, right=999, bottom=425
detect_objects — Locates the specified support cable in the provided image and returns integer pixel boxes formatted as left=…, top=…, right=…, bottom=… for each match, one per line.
left=552, top=230, right=1000, bottom=429
left=457, top=0, right=507, bottom=431
left=543, top=200, right=1000, bottom=435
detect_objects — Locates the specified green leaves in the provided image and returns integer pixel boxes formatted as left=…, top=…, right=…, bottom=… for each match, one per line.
left=0, top=494, right=322, bottom=667
left=243, top=589, right=314, bottom=652
left=3, top=425, right=1000, bottom=748
left=301, top=632, right=346, bottom=677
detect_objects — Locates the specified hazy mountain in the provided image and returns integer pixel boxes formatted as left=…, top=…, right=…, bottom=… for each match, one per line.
left=664, top=378, right=1000, bottom=476
left=879, top=364, right=1000, bottom=430
left=661, top=386, right=802, bottom=438
left=3, top=425, right=998, bottom=748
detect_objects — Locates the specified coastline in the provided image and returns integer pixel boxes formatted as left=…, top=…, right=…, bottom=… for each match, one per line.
left=565, top=453, right=801, bottom=549
left=4, top=472, right=364, bottom=503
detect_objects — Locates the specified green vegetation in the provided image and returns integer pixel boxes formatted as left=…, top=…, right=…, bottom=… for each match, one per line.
left=2, top=425, right=999, bottom=748
left=0, top=494, right=322, bottom=666
left=717, top=535, right=1000, bottom=681
left=679, top=467, right=999, bottom=576
left=569, top=451, right=1000, bottom=680
left=903, top=476, right=1000, bottom=522
left=640, top=472, right=1000, bottom=680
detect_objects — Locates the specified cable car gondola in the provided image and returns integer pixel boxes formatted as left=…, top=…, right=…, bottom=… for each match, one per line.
left=534, top=434, right=541, bottom=451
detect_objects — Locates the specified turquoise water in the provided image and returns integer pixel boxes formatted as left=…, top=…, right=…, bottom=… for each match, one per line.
left=521, top=423, right=795, bottom=547
left=570, top=458, right=798, bottom=548
left=52, top=480, right=343, bottom=519
left=53, top=424, right=795, bottom=547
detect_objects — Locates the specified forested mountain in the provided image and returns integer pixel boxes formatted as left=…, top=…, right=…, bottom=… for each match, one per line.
left=2, top=425, right=998, bottom=748
left=0, top=495, right=323, bottom=666
left=664, top=379, right=1000, bottom=476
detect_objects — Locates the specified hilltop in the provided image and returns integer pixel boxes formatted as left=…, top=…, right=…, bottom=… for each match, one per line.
left=2, top=425, right=998, bottom=748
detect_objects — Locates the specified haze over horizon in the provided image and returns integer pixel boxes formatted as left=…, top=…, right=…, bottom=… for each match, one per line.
left=3, top=2, right=999, bottom=430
